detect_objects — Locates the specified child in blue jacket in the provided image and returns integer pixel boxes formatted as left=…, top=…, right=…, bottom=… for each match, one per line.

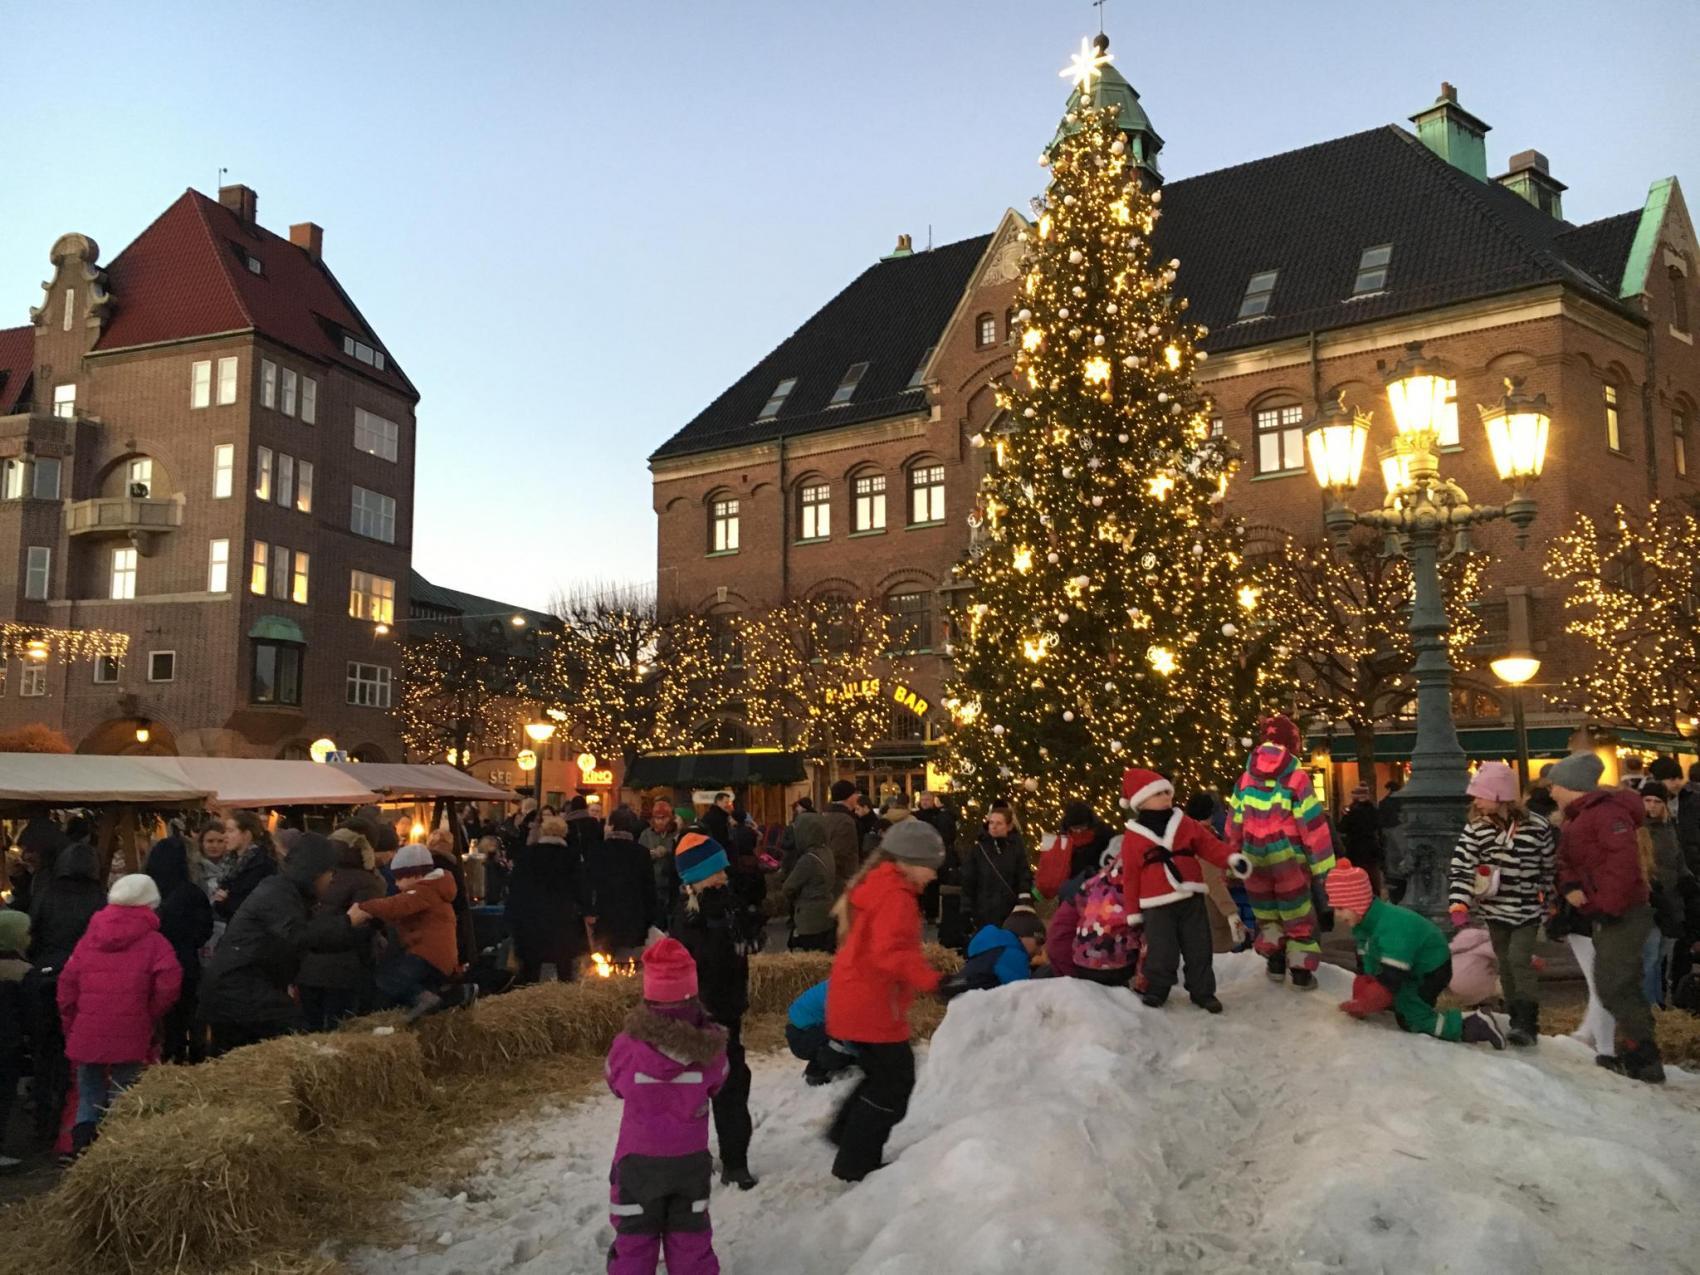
left=942, top=907, right=1045, bottom=998
left=785, top=979, right=857, bottom=1085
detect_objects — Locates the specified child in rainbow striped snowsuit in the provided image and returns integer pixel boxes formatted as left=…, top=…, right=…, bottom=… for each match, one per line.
left=1227, top=716, right=1336, bottom=986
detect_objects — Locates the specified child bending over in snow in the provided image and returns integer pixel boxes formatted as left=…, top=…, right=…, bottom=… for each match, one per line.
left=1329, top=861, right=1507, bottom=1049
left=1118, top=768, right=1251, bottom=1013
left=941, top=905, right=1046, bottom=998
left=349, top=843, right=460, bottom=1021
left=604, top=936, right=729, bottom=1275
left=785, top=979, right=857, bottom=1085
left=826, top=820, right=944, bottom=1182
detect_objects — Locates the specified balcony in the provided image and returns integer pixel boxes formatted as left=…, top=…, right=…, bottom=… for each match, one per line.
left=66, top=494, right=183, bottom=554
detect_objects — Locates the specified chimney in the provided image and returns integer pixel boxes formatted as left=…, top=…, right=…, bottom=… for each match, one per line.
left=1496, top=149, right=1567, bottom=219
left=882, top=233, right=914, bottom=261
left=1409, top=82, right=1490, bottom=181
left=218, top=184, right=258, bottom=225
left=289, top=222, right=324, bottom=261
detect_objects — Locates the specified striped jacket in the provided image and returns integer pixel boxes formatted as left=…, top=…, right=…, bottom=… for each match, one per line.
left=1227, top=744, right=1337, bottom=876
left=1447, top=813, right=1556, bottom=925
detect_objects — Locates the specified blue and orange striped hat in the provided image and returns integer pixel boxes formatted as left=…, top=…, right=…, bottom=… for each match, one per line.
left=675, top=831, right=729, bottom=885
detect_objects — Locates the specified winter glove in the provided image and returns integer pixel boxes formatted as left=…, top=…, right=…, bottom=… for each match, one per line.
left=1449, top=905, right=1470, bottom=929
left=1227, top=914, right=1249, bottom=947
left=1338, top=974, right=1395, bottom=1018
left=1226, top=853, right=1252, bottom=881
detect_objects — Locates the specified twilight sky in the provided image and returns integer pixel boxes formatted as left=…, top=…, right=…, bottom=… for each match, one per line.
left=7, top=1, right=1698, bottom=608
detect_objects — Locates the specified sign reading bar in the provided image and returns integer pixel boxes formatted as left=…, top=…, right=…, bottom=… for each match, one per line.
left=821, top=677, right=929, bottom=719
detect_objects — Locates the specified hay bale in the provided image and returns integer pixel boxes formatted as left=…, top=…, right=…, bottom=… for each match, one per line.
left=418, top=977, right=641, bottom=1075
left=746, top=951, right=833, bottom=1016
left=49, top=1104, right=322, bottom=1273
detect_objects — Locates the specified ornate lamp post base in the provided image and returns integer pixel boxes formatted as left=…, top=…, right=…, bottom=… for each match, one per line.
left=1392, top=791, right=1472, bottom=919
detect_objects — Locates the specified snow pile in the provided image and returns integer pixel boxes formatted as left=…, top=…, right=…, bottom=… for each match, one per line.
left=352, top=955, right=1700, bottom=1274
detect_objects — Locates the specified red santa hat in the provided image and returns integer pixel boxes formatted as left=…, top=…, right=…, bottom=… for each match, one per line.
left=1119, top=767, right=1174, bottom=811
left=1259, top=713, right=1303, bottom=754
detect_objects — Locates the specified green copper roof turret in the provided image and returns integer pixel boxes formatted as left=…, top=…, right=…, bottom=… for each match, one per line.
left=1051, top=35, right=1164, bottom=188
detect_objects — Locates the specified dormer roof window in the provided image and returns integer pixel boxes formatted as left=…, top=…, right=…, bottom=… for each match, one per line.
left=830, top=362, right=869, bottom=406
left=1237, top=269, right=1279, bottom=319
left=757, top=376, right=797, bottom=421
left=1352, top=244, right=1393, bottom=296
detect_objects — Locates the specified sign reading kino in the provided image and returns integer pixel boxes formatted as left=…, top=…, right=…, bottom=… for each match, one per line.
left=822, top=678, right=930, bottom=717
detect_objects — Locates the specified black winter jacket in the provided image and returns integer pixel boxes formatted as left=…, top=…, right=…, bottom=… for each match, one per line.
left=217, top=844, right=277, bottom=920
left=670, top=884, right=749, bottom=1026
left=296, top=863, right=384, bottom=990
left=505, top=837, right=593, bottom=969
left=586, top=833, right=655, bottom=951
left=28, top=843, right=105, bottom=969
left=960, top=832, right=1032, bottom=929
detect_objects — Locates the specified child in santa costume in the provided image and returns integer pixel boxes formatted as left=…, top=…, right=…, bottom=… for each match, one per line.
left=1119, top=768, right=1252, bottom=1013
left=1330, top=861, right=1507, bottom=1049
left=1227, top=714, right=1337, bottom=989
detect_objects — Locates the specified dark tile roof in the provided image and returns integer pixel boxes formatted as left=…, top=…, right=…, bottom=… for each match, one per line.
left=94, top=191, right=417, bottom=400
left=408, top=569, right=555, bottom=631
left=0, top=325, right=32, bottom=414
left=655, top=124, right=1648, bottom=460
left=650, top=234, right=991, bottom=460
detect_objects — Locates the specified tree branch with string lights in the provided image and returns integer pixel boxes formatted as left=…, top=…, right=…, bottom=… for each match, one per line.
left=941, top=35, right=1271, bottom=827
left=1544, top=500, right=1700, bottom=733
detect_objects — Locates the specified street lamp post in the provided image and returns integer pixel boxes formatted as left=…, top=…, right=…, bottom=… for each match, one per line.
left=1490, top=654, right=1541, bottom=792
left=1303, top=344, right=1550, bottom=916
left=524, top=719, right=557, bottom=806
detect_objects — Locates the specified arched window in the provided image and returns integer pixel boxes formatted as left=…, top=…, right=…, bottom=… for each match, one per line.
left=1604, top=381, right=1625, bottom=454
left=851, top=468, right=886, bottom=533
left=908, top=461, right=945, bottom=525
left=885, top=588, right=932, bottom=654
left=707, top=608, right=743, bottom=668
left=975, top=312, right=997, bottom=349
left=797, top=478, right=830, bottom=541
left=707, top=490, right=740, bottom=554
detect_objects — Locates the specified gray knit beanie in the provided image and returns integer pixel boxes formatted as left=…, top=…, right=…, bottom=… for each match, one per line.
left=1546, top=752, right=1604, bottom=793
left=881, top=819, right=945, bottom=869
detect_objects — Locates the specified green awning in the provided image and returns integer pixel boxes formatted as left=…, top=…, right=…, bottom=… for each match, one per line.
left=248, top=615, right=305, bottom=643
left=625, top=750, right=807, bottom=788
left=1309, top=727, right=1580, bottom=762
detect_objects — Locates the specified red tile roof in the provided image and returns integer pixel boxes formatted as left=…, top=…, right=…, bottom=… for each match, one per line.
left=94, top=190, right=415, bottom=400
left=0, top=325, right=33, bottom=414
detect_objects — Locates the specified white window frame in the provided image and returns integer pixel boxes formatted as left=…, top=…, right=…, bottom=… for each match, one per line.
left=909, top=464, right=945, bottom=525
left=256, top=446, right=273, bottom=501
left=93, top=654, right=121, bottom=685
left=110, top=546, right=138, bottom=600
left=291, top=549, right=310, bottom=605
left=18, top=663, right=46, bottom=698
left=1677, top=409, right=1690, bottom=478
left=1254, top=405, right=1307, bottom=475
left=853, top=473, right=887, bottom=532
left=710, top=497, right=740, bottom=553
left=351, top=485, right=396, bottom=543
left=53, top=384, right=76, bottom=419
left=301, top=376, right=317, bottom=424
left=24, top=546, right=50, bottom=600
left=1606, top=383, right=1623, bottom=452
left=250, top=541, right=269, bottom=595
left=0, top=460, right=21, bottom=500
left=296, top=460, right=314, bottom=513
left=208, top=538, right=230, bottom=593
left=191, top=360, right=212, bottom=409
left=353, top=408, right=400, bottom=462
left=829, top=362, right=869, bottom=406
left=1351, top=244, right=1393, bottom=296
left=261, top=359, right=277, bottom=409
left=346, top=661, right=393, bottom=709
left=270, top=545, right=291, bottom=601
left=147, top=650, right=176, bottom=683
left=127, top=457, right=153, bottom=498
left=216, top=356, right=239, bottom=405
left=281, top=368, right=297, bottom=417
left=277, top=453, right=295, bottom=509
left=757, top=377, right=796, bottom=421
left=213, top=443, right=234, bottom=498
left=349, top=570, right=396, bottom=624
left=799, top=483, right=830, bottom=541
left=1238, top=270, right=1279, bottom=319
left=976, top=313, right=997, bottom=347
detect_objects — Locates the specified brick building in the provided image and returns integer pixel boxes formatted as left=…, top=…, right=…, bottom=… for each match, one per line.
left=0, top=185, right=415, bottom=760
left=653, top=74, right=1699, bottom=798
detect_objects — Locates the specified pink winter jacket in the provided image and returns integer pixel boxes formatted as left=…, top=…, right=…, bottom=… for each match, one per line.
left=1446, top=926, right=1499, bottom=1006
left=57, top=905, right=182, bottom=1065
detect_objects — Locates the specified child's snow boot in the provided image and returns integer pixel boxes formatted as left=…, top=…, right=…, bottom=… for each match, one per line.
left=1191, top=994, right=1223, bottom=1014
left=1140, top=990, right=1167, bottom=1009
left=1265, top=950, right=1287, bottom=983
left=1600, top=1039, right=1665, bottom=1084
left=1506, top=1000, right=1539, bottom=1048
left=1461, top=1010, right=1507, bottom=1050
left=1289, top=968, right=1316, bottom=991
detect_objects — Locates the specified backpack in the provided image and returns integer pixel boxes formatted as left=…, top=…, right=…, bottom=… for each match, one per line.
left=1036, top=833, right=1075, bottom=899
left=1072, top=847, right=1142, bottom=972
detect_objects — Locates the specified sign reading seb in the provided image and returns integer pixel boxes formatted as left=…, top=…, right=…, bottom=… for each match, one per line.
left=822, top=678, right=930, bottom=718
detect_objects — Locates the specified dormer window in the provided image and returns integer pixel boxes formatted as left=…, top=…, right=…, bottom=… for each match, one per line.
left=341, top=333, right=387, bottom=371
left=1237, top=270, right=1279, bottom=319
left=907, top=346, right=935, bottom=390
left=1352, top=244, right=1393, bottom=296
left=246, top=254, right=263, bottom=275
left=830, top=362, right=869, bottom=406
left=758, top=377, right=797, bottom=421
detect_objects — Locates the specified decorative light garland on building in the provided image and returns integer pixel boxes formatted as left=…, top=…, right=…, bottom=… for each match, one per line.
left=0, top=623, right=129, bottom=665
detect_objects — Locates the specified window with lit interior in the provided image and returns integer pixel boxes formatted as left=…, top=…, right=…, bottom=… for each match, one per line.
left=853, top=472, right=886, bottom=532
left=909, top=463, right=945, bottom=524
left=709, top=496, right=740, bottom=553
left=799, top=483, right=830, bottom=540
left=1253, top=404, right=1306, bottom=474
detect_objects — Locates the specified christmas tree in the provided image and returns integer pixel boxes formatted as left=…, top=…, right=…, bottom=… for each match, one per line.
left=942, top=35, right=1271, bottom=825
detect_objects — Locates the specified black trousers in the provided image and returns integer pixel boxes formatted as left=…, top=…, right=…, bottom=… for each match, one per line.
left=299, top=985, right=362, bottom=1033
left=160, top=970, right=201, bottom=1063
left=1141, top=895, right=1216, bottom=1001
left=712, top=1018, right=752, bottom=1173
left=206, top=1020, right=292, bottom=1058
left=830, top=1040, right=914, bottom=1181
left=788, top=928, right=836, bottom=953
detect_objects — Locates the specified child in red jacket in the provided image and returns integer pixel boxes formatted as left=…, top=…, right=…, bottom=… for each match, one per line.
left=1118, top=769, right=1250, bottom=1013
left=57, top=874, right=181, bottom=1154
left=825, top=820, right=944, bottom=1183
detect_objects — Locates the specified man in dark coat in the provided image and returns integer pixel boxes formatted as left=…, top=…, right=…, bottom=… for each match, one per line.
left=145, top=837, right=215, bottom=1062
left=198, top=834, right=358, bottom=1055
left=821, top=780, right=862, bottom=892
left=25, top=840, right=104, bottom=1139
left=586, top=806, right=656, bottom=954
left=296, top=828, right=385, bottom=1029
left=505, top=815, right=595, bottom=982
left=914, top=792, right=958, bottom=853
left=1337, top=785, right=1387, bottom=898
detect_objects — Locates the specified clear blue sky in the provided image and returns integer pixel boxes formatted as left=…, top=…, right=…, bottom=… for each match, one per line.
left=8, top=1, right=1698, bottom=608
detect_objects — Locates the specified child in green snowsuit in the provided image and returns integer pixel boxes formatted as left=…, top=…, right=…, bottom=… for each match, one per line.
left=1327, top=861, right=1506, bottom=1048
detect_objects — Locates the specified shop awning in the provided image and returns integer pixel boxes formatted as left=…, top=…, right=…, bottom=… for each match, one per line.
left=1308, top=725, right=1694, bottom=762
left=0, top=754, right=213, bottom=807
left=169, top=758, right=380, bottom=808
left=327, top=763, right=509, bottom=801
left=625, top=750, right=808, bottom=787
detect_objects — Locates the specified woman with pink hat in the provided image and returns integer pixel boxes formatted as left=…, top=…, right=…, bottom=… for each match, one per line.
left=1445, top=760, right=1557, bottom=1047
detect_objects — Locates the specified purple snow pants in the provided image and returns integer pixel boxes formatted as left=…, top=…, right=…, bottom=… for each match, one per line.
left=607, top=1148, right=719, bottom=1275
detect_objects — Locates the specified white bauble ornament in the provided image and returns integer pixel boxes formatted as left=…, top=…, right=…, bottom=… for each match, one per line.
left=1118, top=433, right=1129, bottom=443
left=1091, top=494, right=1103, bottom=506
left=1093, top=334, right=1105, bottom=347
left=1023, top=776, right=1040, bottom=792
left=1018, top=308, right=1031, bottom=322
left=1171, top=403, right=1183, bottom=414
left=1196, top=350, right=1208, bottom=362
left=1063, top=194, right=1076, bottom=206
left=1059, top=307, right=1070, bottom=319
left=1111, top=138, right=1125, bottom=155
left=970, top=433, right=986, bottom=447
left=1221, top=622, right=1239, bottom=637
left=1110, top=740, right=1125, bottom=753
left=1046, top=551, right=1060, bottom=564
left=1061, top=466, right=1074, bottom=478
left=1039, top=154, right=1050, bottom=166
left=1068, top=249, right=1083, bottom=264
left=1157, top=392, right=1169, bottom=403
left=992, top=724, right=1005, bottom=736
left=1072, top=286, right=1085, bottom=298
left=1240, top=736, right=1254, bottom=748
left=1057, top=610, right=1069, bottom=622
left=1169, top=258, right=1180, bottom=269
left=1024, top=406, right=1036, bottom=417
left=1104, top=680, right=1115, bottom=691
left=1106, top=302, right=1118, bottom=315
left=1122, top=355, right=1137, bottom=368
left=1063, top=710, right=1075, bottom=722
left=1151, top=189, right=1162, bottom=203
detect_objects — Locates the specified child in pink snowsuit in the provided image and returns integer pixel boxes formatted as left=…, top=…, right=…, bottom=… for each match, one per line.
left=605, top=935, right=729, bottom=1275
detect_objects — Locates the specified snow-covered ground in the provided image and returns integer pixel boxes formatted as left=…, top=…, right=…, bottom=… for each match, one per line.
left=350, top=954, right=1700, bottom=1274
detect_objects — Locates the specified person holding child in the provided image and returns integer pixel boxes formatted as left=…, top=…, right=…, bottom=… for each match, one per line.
left=1445, top=760, right=1556, bottom=1046
left=604, top=935, right=729, bottom=1275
